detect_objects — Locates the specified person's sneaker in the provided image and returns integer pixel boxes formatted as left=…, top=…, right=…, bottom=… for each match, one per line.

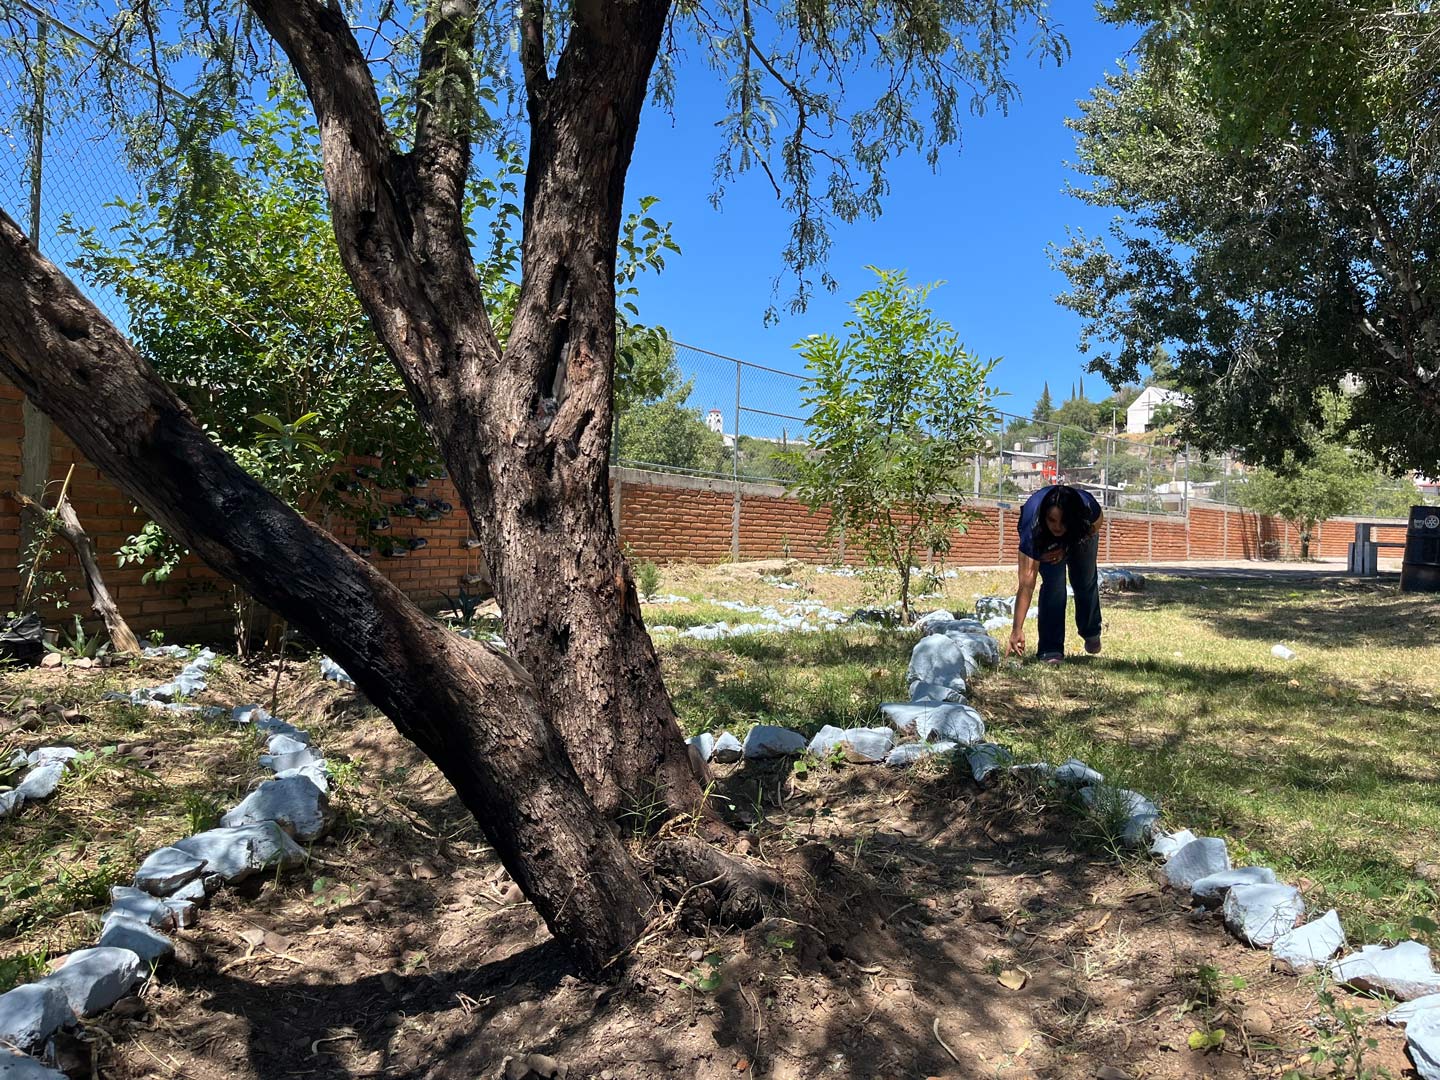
left=1039, top=653, right=1063, bottom=665
left=1085, top=637, right=1102, bottom=655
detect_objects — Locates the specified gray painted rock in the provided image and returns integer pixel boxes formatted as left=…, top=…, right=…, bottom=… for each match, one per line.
left=1222, top=883, right=1305, bottom=946
left=0, top=983, right=71, bottom=1050
left=97, top=916, right=174, bottom=967
left=1389, top=993, right=1440, bottom=1025
left=1190, top=867, right=1279, bottom=905
left=1053, top=758, right=1104, bottom=786
left=170, top=878, right=207, bottom=903
left=14, top=764, right=64, bottom=801
left=275, top=762, right=330, bottom=794
left=0, top=1051, right=70, bottom=1079
left=806, top=726, right=895, bottom=762
left=885, top=740, right=958, bottom=767
left=1272, top=909, right=1346, bottom=973
left=1332, top=941, right=1440, bottom=1001
left=922, top=619, right=986, bottom=637
left=0, top=792, right=21, bottom=818
left=742, top=725, right=806, bottom=759
left=711, top=732, right=743, bottom=764
left=25, top=748, right=78, bottom=769
left=231, top=704, right=270, bottom=726
left=974, top=595, right=1014, bottom=621
left=221, top=775, right=331, bottom=842
left=104, top=886, right=174, bottom=930
left=319, top=656, right=355, bottom=686
left=1080, top=785, right=1160, bottom=846
left=133, top=847, right=207, bottom=896
left=967, top=743, right=1014, bottom=783
left=909, top=681, right=965, bottom=704
left=174, top=823, right=306, bottom=883
left=1098, top=568, right=1146, bottom=593
left=1151, top=829, right=1197, bottom=860
left=917, top=704, right=985, bottom=745
left=686, top=732, right=715, bottom=764
left=906, top=635, right=971, bottom=695
left=943, top=631, right=1000, bottom=671
left=1409, top=1010, right=1440, bottom=1080
left=259, top=746, right=325, bottom=773
left=41, top=948, right=144, bottom=1016
left=1164, top=838, right=1231, bottom=890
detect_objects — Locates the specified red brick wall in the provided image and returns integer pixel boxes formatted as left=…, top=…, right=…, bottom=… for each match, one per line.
left=4, top=378, right=1414, bottom=640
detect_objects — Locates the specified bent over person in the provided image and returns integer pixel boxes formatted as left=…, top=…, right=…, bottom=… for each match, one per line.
left=1008, top=484, right=1104, bottom=663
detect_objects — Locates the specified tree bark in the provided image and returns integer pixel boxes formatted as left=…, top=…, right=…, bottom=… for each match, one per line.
left=0, top=210, right=654, bottom=974
left=248, top=0, right=700, bottom=821
left=8, top=489, right=142, bottom=653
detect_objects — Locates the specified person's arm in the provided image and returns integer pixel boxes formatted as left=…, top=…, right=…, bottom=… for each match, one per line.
left=1009, top=551, right=1039, bottom=656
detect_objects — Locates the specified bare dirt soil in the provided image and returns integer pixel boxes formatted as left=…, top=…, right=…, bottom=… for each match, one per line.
left=9, top=675, right=1400, bottom=1080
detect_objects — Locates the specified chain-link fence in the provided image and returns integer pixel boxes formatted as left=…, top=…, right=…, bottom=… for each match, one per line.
left=12, top=4, right=1411, bottom=523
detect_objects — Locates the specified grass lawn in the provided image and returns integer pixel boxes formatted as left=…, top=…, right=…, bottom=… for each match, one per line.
left=655, top=563, right=1440, bottom=941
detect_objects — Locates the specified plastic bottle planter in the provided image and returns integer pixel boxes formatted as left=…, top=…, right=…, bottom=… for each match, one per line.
left=354, top=465, right=381, bottom=481
left=401, top=495, right=428, bottom=511
left=350, top=544, right=373, bottom=558
left=370, top=516, right=392, bottom=533
left=462, top=538, right=482, bottom=549
left=377, top=538, right=407, bottom=558
left=432, top=501, right=454, bottom=515
left=404, top=473, right=432, bottom=489
left=333, top=475, right=355, bottom=493
left=407, top=537, right=428, bottom=551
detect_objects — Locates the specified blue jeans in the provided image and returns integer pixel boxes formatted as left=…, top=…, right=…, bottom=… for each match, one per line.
left=1037, top=534, right=1102, bottom=658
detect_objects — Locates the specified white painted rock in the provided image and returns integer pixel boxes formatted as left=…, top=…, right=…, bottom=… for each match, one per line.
left=1332, top=941, right=1440, bottom=1001
left=25, top=748, right=79, bottom=768
left=1164, top=838, right=1230, bottom=890
left=0, top=983, right=71, bottom=1050
left=98, top=916, right=174, bottom=967
left=221, top=775, right=331, bottom=842
left=1223, top=883, right=1305, bottom=946
left=0, top=1050, right=69, bottom=1079
left=942, top=630, right=1001, bottom=670
left=686, top=732, right=715, bottom=764
left=1151, top=829, right=1197, bottom=860
left=174, top=823, right=307, bottom=884
left=711, top=732, right=743, bottom=764
left=41, top=948, right=144, bottom=1016
left=231, top=704, right=271, bottom=726
left=15, top=764, right=64, bottom=801
left=742, top=725, right=806, bottom=759
left=1271, top=909, right=1345, bottom=972
left=1053, top=758, right=1104, bottom=786
left=259, top=746, right=325, bottom=773
left=967, top=743, right=1013, bottom=783
left=319, top=656, right=355, bottom=686
left=133, top=847, right=207, bottom=895
left=915, top=704, right=985, bottom=745
left=1191, top=867, right=1278, bottom=905
left=906, top=635, right=971, bottom=695
left=1389, top=993, right=1440, bottom=1025
left=922, top=619, right=986, bottom=637
left=909, top=681, right=965, bottom=704
left=265, top=732, right=312, bottom=755
left=884, top=740, right=958, bottom=767
left=806, top=726, right=895, bottom=762
left=275, top=762, right=330, bottom=794
left=912, top=610, right=955, bottom=631
left=1408, top=1008, right=1440, bottom=1080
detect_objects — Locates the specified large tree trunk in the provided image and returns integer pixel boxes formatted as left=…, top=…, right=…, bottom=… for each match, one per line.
left=249, top=0, right=700, bottom=821
left=0, top=211, right=653, bottom=974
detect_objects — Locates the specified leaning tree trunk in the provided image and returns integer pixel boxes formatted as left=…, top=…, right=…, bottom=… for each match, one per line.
left=248, top=0, right=701, bottom=822
left=0, top=211, right=653, bottom=974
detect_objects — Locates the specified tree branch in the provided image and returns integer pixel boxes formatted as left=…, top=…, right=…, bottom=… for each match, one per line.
left=518, top=0, right=549, bottom=108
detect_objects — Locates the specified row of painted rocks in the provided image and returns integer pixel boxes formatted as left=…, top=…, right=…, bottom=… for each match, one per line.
left=655, top=599, right=852, bottom=641
left=0, top=746, right=79, bottom=819
left=0, top=650, right=334, bottom=1078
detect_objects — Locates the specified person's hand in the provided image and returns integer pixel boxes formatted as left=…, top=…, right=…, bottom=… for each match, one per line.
left=1040, top=547, right=1065, bottom=564
left=1008, top=628, right=1026, bottom=657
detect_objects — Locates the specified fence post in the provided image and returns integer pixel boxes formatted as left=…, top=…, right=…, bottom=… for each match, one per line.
left=1105, top=432, right=1113, bottom=509
left=730, top=359, right=741, bottom=561
left=19, top=14, right=55, bottom=575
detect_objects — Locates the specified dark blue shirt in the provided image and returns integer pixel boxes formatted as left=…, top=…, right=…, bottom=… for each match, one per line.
left=1016, top=486, right=1102, bottom=559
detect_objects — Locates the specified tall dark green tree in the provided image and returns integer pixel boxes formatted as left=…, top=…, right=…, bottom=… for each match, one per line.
left=1033, top=382, right=1055, bottom=422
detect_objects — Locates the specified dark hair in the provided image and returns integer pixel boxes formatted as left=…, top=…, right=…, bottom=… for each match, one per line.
left=1030, top=485, right=1091, bottom=553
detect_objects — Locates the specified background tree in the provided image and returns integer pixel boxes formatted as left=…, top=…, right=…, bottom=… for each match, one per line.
left=1, top=0, right=1065, bottom=972
left=1032, top=383, right=1054, bottom=423
left=792, top=269, right=997, bottom=621
left=1056, top=4, right=1440, bottom=476
left=1238, top=445, right=1370, bottom=560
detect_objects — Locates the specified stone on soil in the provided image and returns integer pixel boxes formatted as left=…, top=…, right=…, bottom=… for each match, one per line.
left=41, top=947, right=144, bottom=1016
left=1271, top=909, right=1346, bottom=973
left=967, top=743, right=1013, bottom=782
left=0, top=983, right=71, bottom=1050
left=265, top=732, right=312, bottom=754
left=1332, top=941, right=1440, bottom=1001
left=133, top=847, right=207, bottom=895
left=1389, top=993, right=1440, bottom=1025
left=1080, top=785, right=1160, bottom=846
left=941, top=630, right=1001, bottom=671
left=1053, top=758, right=1104, bottom=786
left=97, top=916, right=174, bottom=967
left=259, top=746, right=325, bottom=773
left=1407, top=1009, right=1440, bottom=1080
left=1164, top=838, right=1230, bottom=890
left=912, top=610, right=955, bottom=631
left=221, top=775, right=331, bottom=842
left=24, top=748, right=78, bottom=768
left=1222, top=883, right=1305, bottom=946
left=1151, top=829, right=1197, bottom=860
left=14, top=764, right=64, bottom=801
left=742, top=725, right=806, bottom=759
left=1190, top=867, right=1279, bottom=905
left=908, top=680, right=965, bottom=704
left=174, top=822, right=306, bottom=884
left=686, top=732, right=715, bottom=764
left=806, top=726, right=895, bottom=762
left=275, top=762, right=330, bottom=794
left=711, top=732, right=743, bottom=764
left=884, top=740, right=957, bottom=767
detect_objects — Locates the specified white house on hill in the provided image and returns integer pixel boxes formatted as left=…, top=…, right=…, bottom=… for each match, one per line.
left=1126, top=386, right=1189, bottom=434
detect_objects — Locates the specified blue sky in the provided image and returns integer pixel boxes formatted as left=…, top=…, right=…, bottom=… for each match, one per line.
left=626, top=7, right=1141, bottom=425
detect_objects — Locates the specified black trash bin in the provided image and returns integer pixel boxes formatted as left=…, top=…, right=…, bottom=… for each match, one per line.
left=1400, top=505, right=1440, bottom=593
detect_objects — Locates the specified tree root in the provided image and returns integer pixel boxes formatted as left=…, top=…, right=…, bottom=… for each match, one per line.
left=649, top=837, right=780, bottom=935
